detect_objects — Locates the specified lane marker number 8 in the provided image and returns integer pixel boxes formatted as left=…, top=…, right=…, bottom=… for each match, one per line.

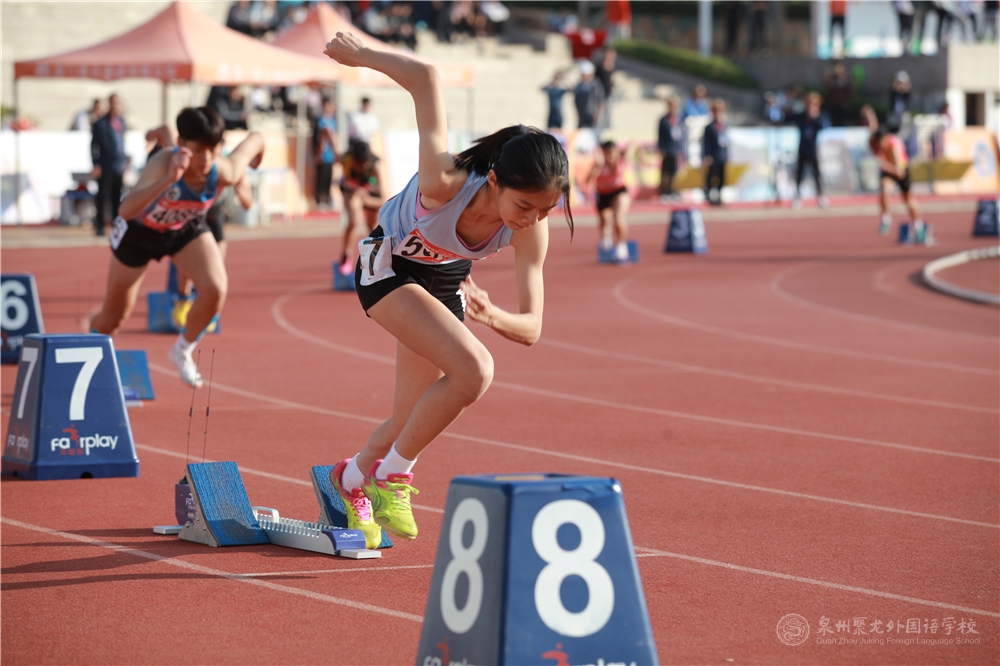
left=439, top=497, right=615, bottom=638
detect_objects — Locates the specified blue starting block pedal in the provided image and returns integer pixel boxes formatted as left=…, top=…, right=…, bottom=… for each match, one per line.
left=311, top=465, right=393, bottom=548
left=2, top=274, right=45, bottom=364
left=898, top=222, right=914, bottom=244
left=2, top=334, right=139, bottom=480
left=416, top=474, right=658, bottom=665
left=147, top=292, right=179, bottom=333
left=597, top=240, right=639, bottom=264
left=332, top=262, right=356, bottom=291
left=177, top=461, right=381, bottom=557
left=665, top=209, right=708, bottom=254
left=973, top=198, right=999, bottom=237
left=115, top=350, right=155, bottom=401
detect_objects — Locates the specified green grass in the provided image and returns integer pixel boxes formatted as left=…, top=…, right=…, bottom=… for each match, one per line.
left=614, top=39, right=758, bottom=90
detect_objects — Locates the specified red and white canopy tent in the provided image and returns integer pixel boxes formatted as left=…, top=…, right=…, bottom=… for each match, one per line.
left=270, top=3, right=477, bottom=137
left=10, top=1, right=348, bottom=221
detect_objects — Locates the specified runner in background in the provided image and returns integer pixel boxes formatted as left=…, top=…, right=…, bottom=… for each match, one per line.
left=862, top=104, right=925, bottom=239
left=336, top=140, right=386, bottom=276
left=590, top=140, right=632, bottom=262
left=90, top=107, right=263, bottom=388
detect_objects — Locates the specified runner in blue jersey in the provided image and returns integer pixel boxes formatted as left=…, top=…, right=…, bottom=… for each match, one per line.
left=90, top=106, right=263, bottom=388
left=322, top=32, right=574, bottom=548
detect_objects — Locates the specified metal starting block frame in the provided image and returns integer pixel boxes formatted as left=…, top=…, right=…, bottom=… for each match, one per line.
left=253, top=506, right=378, bottom=559
left=167, top=462, right=382, bottom=558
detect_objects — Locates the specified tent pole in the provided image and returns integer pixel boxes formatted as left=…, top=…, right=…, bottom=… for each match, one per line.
left=189, top=80, right=198, bottom=106
left=467, top=87, right=474, bottom=138
left=14, top=78, right=23, bottom=225
left=335, top=83, right=346, bottom=154
left=161, top=80, right=168, bottom=125
left=296, top=85, right=307, bottom=216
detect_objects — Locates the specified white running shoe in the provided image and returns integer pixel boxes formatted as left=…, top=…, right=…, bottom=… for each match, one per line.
left=614, top=242, right=630, bottom=263
left=168, top=344, right=203, bottom=388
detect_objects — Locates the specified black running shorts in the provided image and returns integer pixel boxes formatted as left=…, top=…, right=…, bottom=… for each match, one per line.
left=880, top=168, right=911, bottom=194
left=596, top=187, right=627, bottom=211
left=109, top=216, right=211, bottom=268
left=355, top=226, right=472, bottom=321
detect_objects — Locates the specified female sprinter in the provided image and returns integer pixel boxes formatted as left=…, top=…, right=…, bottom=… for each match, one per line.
left=336, top=140, right=387, bottom=276
left=90, top=107, right=263, bottom=388
left=590, top=140, right=631, bottom=262
left=323, top=32, right=573, bottom=549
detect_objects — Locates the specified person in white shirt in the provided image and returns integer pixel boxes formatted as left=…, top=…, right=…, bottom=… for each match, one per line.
left=70, top=99, right=103, bottom=131
left=347, top=97, right=379, bottom=148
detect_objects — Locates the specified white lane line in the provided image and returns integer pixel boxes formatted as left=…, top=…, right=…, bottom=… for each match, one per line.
left=538, top=338, right=998, bottom=415
left=0, top=517, right=423, bottom=623
left=632, top=546, right=1000, bottom=619
left=143, top=368, right=1000, bottom=530
left=489, top=381, right=998, bottom=463
left=135, top=443, right=446, bottom=515
left=769, top=262, right=997, bottom=342
left=269, top=294, right=998, bottom=462
left=871, top=261, right=981, bottom=315
left=611, top=271, right=997, bottom=376
left=233, top=564, right=435, bottom=577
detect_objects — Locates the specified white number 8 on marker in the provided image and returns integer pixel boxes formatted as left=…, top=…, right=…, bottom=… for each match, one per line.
left=532, top=499, right=614, bottom=637
left=440, top=497, right=488, bottom=634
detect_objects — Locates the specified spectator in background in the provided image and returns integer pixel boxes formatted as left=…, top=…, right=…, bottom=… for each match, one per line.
left=749, top=1, right=769, bottom=57
left=792, top=92, right=830, bottom=209
left=348, top=97, right=379, bottom=149
left=889, top=70, right=912, bottom=124
left=986, top=1, right=999, bottom=41
left=681, top=84, right=710, bottom=122
left=548, top=7, right=579, bottom=34
left=605, top=0, right=632, bottom=40
left=226, top=0, right=253, bottom=35
left=211, top=86, right=248, bottom=131
left=249, top=0, right=282, bottom=39
left=573, top=61, right=605, bottom=130
left=894, top=0, right=917, bottom=52
left=701, top=99, right=729, bottom=206
left=933, top=0, right=959, bottom=47
left=70, top=98, right=103, bottom=132
left=313, top=97, right=339, bottom=210
left=824, top=61, right=852, bottom=127
left=542, top=70, right=569, bottom=131
left=90, top=93, right=128, bottom=237
left=723, top=0, right=741, bottom=56
left=657, top=97, right=684, bottom=200
left=594, top=48, right=617, bottom=133
left=830, top=0, right=848, bottom=56
left=481, top=0, right=511, bottom=36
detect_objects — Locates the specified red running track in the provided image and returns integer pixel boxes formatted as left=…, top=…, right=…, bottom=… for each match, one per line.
left=2, top=205, right=998, bottom=665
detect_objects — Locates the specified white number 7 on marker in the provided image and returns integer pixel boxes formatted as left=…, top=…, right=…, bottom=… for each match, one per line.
left=15, top=347, right=39, bottom=419
left=55, top=347, right=104, bottom=421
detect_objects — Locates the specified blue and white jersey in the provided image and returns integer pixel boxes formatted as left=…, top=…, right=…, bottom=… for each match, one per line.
left=376, top=172, right=513, bottom=265
left=135, top=154, right=219, bottom=232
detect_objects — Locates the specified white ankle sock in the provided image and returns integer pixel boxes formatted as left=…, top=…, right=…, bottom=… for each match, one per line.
left=172, top=335, right=195, bottom=356
left=376, top=444, right=416, bottom=480
left=881, top=213, right=892, bottom=224
left=341, top=456, right=365, bottom=491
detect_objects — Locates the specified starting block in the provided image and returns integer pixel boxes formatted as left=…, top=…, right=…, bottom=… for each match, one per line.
left=332, top=262, right=356, bottom=291
left=2, top=334, right=139, bottom=480
left=417, top=474, right=657, bottom=664
left=147, top=292, right=179, bottom=333
left=172, top=461, right=383, bottom=558
left=115, top=350, right=155, bottom=401
left=665, top=209, right=708, bottom=254
left=898, top=222, right=914, bottom=244
left=311, top=466, right=394, bottom=548
left=973, top=198, right=999, bottom=237
left=2, top=273, right=45, bottom=364
left=597, top=240, right=639, bottom=264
